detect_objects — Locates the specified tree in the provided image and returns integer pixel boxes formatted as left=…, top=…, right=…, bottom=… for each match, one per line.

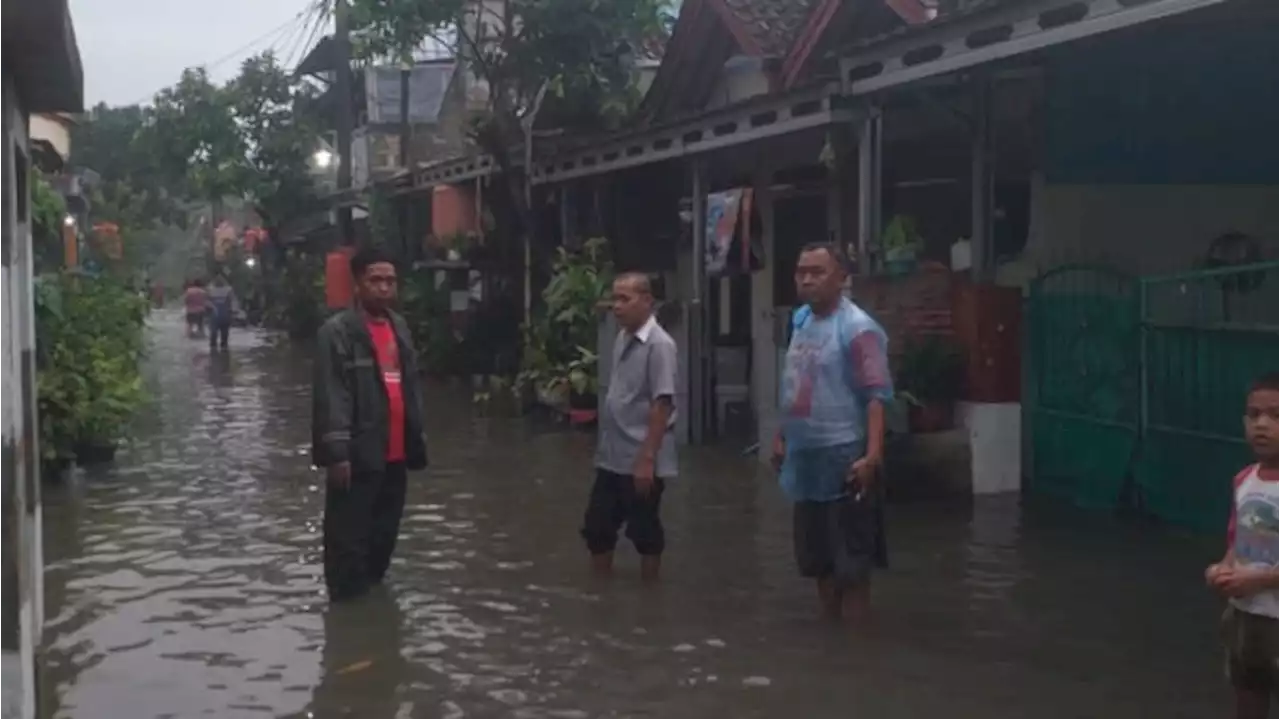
left=348, top=0, right=670, bottom=273
left=147, top=67, right=244, bottom=211
left=142, top=54, right=322, bottom=235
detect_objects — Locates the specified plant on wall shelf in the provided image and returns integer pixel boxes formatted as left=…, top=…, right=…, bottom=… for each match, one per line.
left=880, top=214, right=924, bottom=264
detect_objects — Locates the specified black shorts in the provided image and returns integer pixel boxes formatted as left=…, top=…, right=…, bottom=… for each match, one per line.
left=793, top=491, right=887, bottom=589
left=580, top=469, right=666, bottom=556
left=1222, top=605, right=1278, bottom=692
left=186, top=312, right=203, bottom=325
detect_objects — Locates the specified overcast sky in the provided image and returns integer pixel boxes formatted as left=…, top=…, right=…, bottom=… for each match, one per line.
left=70, top=0, right=330, bottom=107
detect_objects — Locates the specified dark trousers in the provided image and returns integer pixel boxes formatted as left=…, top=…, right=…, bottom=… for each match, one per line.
left=209, top=319, right=230, bottom=349
left=580, top=469, right=666, bottom=556
left=323, top=462, right=407, bottom=601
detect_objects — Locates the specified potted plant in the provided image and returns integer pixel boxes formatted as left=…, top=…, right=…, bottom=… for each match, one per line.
left=880, top=215, right=924, bottom=276
left=895, top=335, right=966, bottom=433
left=34, top=272, right=149, bottom=471
left=516, top=237, right=612, bottom=419
left=74, top=349, right=146, bottom=465
left=541, top=345, right=599, bottom=421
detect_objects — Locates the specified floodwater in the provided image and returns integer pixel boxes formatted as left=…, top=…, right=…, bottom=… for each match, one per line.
left=40, top=310, right=1230, bottom=719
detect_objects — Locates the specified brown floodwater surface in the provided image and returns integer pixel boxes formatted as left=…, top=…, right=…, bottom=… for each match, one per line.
left=40, top=310, right=1229, bottom=718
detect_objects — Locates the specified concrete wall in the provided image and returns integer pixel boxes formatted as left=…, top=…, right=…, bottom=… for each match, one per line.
left=1017, top=178, right=1278, bottom=281
left=28, top=114, right=70, bottom=163
left=2, top=76, right=44, bottom=719
left=1005, top=13, right=1279, bottom=283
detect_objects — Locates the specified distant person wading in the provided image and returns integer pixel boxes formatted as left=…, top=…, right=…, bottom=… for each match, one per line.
left=183, top=279, right=208, bottom=337
left=206, top=274, right=238, bottom=350
left=311, top=246, right=429, bottom=602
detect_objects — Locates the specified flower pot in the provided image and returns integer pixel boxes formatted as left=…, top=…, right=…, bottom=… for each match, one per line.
left=907, top=401, right=954, bottom=433
left=74, top=441, right=118, bottom=466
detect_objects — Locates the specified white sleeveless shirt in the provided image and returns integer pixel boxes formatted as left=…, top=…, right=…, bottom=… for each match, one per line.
left=1229, top=464, right=1278, bottom=618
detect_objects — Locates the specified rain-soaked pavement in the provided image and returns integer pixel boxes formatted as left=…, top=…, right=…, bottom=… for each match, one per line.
left=39, top=309, right=1231, bottom=719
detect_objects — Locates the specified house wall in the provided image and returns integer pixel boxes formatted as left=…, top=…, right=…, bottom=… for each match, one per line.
left=1013, top=13, right=1277, bottom=282
left=28, top=114, right=70, bottom=163
left=2, top=74, right=44, bottom=719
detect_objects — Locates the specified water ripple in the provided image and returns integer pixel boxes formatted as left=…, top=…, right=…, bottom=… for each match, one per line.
left=38, top=310, right=1226, bottom=719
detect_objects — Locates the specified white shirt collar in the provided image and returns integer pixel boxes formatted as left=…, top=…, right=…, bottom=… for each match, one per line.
left=630, top=315, right=658, bottom=343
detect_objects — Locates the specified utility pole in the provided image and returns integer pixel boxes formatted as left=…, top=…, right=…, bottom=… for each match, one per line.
left=399, top=59, right=412, bottom=255
left=521, top=82, right=549, bottom=324
left=399, top=61, right=411, bottom=169
left=334, top=0, right=354, bottom=245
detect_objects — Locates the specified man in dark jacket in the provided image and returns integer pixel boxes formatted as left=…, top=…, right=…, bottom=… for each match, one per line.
left=312, top=246, right=428, bottom=601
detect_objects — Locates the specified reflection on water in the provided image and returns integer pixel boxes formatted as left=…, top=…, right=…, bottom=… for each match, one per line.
left=40, top=311, right=1228, bottom=718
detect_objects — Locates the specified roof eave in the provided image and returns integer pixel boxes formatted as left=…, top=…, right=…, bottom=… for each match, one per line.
left=4, top=0, right=84, bottom=113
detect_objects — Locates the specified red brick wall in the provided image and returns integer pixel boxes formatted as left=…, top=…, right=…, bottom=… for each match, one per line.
left=849, top=266, right=956, bottom=351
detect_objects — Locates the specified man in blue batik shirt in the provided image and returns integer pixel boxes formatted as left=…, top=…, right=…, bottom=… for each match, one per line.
left=772, top=242, right=893, bottom=624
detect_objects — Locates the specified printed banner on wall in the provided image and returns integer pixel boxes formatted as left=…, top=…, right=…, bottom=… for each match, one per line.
left=704, top=188, right=762, bottom=277
left=704, top=189, right=742, bottom=276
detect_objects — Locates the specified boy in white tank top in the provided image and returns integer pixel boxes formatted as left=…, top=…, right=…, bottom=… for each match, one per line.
left=1205, top=372, right=1278, bottom=719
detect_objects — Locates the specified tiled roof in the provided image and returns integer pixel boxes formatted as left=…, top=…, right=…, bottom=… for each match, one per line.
left=719, top=0, right=825, bottom=56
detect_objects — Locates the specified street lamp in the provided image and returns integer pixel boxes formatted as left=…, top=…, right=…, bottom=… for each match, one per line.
left=244, top=256, right=257, bottom=268
left=63, top=214, right=76, bottom=227
left=313, top=148, right=334, bottom=169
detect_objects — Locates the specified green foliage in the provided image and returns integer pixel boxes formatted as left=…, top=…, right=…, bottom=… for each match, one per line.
left=348, top=0, right=669, bottom=147
left=368, top=185, right=402, bottom=249
left=226, top=53, right=323, bottom=227
left=262, top=250, right=326, bottom=339
left=399, top=271, right=458, bottom=373
left=895, top=335, right=966, bottom=405
left=144, top=54, right=320, bottom=226
left=881, top=214, right=924, bottom=260
left=517, top=237, right=612, bottom=399
left=70, top=104, right=200, bottom=287
left=148, top=67, right=244, bottom=203
left=31, top=173, right=66, bottom=273
left=35, top=273, right=149, bottom=460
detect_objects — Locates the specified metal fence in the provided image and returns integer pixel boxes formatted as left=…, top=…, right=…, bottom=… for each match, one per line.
left=1133, top=262, right=1278, bottom=531
left=1025, top=262, right=1278, bottom=532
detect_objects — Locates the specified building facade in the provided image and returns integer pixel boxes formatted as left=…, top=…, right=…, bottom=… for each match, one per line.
left=2, top=0, right=83, bottom=716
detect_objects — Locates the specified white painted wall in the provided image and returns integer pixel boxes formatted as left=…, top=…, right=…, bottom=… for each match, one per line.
left=3, top=77, right=43, bottom=719
left=999, top=174, right=1279, bottom=288
left=28, top=114, right=70, bottom=163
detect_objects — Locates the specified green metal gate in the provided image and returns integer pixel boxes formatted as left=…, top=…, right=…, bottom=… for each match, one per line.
left=1025, top=261, right=1279, bottom=531
left=1131, top=262, right=1279, bottom=532
left=1025, top=265, right=1140, bottom=510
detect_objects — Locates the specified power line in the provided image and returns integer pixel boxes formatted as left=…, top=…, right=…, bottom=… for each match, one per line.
left=285, top=2, right=330, bottom=71
left=201, top=12, right=306, bottom=73
left=125, top=2, right=316, bottom=106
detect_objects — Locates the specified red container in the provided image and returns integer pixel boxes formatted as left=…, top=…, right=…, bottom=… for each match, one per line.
left=325, top=248, right=355, bottom=309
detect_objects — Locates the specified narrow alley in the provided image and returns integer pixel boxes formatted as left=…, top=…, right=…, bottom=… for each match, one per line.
left=39, top=311, right=1228, bottom=718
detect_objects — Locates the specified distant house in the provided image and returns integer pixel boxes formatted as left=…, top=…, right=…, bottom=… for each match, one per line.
left=353, top=60, right=470, bottom=187
left=3, top=0, right=84, bottom=717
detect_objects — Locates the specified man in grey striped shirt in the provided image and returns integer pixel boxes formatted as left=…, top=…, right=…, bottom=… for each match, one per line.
left=581, top=272, right=678, bottom=582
